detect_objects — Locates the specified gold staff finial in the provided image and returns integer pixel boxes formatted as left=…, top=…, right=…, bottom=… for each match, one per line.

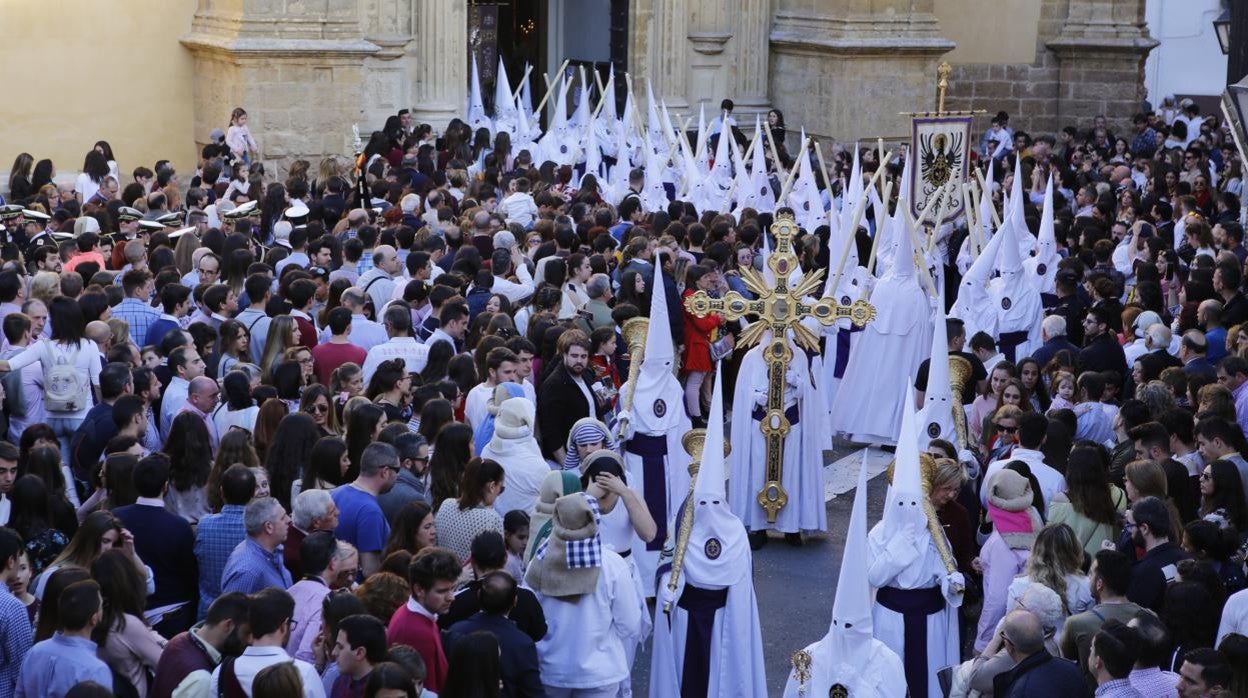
left=936, top=61, right=951, bottom=115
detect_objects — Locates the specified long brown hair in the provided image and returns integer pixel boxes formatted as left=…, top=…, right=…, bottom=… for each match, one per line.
left=91, top=548, right=149, bottom=644
left=1064, top=446, right=1119, bottom=526
left=457, top=458, right=504, bottom=511
left=207, top=429, right=261, bottom=511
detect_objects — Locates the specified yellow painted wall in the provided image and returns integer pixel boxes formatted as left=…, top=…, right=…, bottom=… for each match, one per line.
left=0, top=0, right=198, bottom=185
left=933, top=0, right=1042, bottom=64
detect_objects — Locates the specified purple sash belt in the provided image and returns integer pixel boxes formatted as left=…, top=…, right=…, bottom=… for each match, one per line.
left=751, top=403, right=800, bottom=426
left=876, top=585, right=945, bottom=698
left=678, top=583, right=729, bottom=698
left=999, top=330, right=1029, bottom=363
left=625, top=433, right=668, bottom=551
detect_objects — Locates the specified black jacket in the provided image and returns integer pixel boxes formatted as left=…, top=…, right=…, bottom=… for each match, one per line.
left=1077, top=334, right=1128, bottom=386
left=537, top=364, right=604, bottom=460
left=439, top=580, right=547, bottom=642
left=446, top=612, right=546, bottom=698
left=993, top=650, right=1089, bottom=698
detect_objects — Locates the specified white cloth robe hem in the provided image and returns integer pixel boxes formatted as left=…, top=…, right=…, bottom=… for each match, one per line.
left=649, top=573, right=768, bottom=698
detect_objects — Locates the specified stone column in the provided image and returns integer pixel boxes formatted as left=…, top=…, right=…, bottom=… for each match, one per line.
left=409, top=0, right=467, bottom=128
left=650, top=0, right=689, bottom=110
left=769, top=0, right=955, bottom=144
left=732, top=0, right=770, bottom=115
left=182, top=0, right=381, bottom=172
left=1046, top=0, right=1157, bottom=133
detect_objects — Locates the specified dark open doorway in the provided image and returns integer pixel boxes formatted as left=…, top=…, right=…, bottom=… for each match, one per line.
left=474, top=0, right=628, bottom=116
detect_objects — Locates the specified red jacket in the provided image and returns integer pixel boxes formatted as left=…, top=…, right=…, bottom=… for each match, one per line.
left=681, top=288, right=720, bottom=373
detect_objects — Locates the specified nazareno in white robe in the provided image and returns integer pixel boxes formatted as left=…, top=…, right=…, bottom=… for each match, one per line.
left=866, top=519, right=962, bottom=698
left=649, top=490, right=767, bottom=697
left=618, top=375, right=691, bottom=597
left=831, top=238, right=932, bottom=446
left=728, top=341, right=828, bottom=533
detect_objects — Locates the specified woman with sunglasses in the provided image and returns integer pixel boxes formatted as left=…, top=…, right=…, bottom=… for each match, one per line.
left=300, top=384, right=341, bottom=436
left=984, top=404, right=1023, bottom=465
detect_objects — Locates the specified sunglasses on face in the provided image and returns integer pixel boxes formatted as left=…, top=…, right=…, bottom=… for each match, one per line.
left=995, top=423, right=1018, bottom=434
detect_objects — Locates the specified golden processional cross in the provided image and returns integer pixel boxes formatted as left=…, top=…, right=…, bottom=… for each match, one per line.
left=683, top=212, right=877, bottom=522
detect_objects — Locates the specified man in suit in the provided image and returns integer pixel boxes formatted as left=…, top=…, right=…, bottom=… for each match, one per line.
left=446, top=571, right=545, bottom=698
left=537, top=330, right=605, bottom=461
left=113, top=454, right=198, bottom=638
left=992, top=611, right=1086, bottom=697
left=1179, top=330, right=1217, bottom=381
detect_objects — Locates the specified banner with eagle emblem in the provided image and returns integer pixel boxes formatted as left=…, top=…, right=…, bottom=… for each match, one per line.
left=910, top=115, right=971, bottom=225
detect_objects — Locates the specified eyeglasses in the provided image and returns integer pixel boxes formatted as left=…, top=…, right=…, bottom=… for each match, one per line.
left=308, top=403, right=329, bottom=414
left=1200, top=471, right=1213, bottom=481
left=386, top=465, right=402, bottom=473
left=994, top=423, right=1019, bottom=434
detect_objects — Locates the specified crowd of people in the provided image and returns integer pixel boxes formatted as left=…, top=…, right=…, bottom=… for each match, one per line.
left=0, top=84, right=1246, bottom=698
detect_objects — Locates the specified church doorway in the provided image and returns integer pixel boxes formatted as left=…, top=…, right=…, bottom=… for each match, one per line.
left=473, top=0, right=628, bottom=116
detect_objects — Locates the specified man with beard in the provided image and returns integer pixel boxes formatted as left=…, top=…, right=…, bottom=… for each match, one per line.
left=1059, top=550, right=1141, bottom=685
left=331, top=443, right=400, bottom=578
left=150, top=592, right=251, bottom=698
left=538, top=330, right=606, bottom=462
left=1077, top=307, right=1128, bottom=387
left=1124, top=497, right=1190, bottom=613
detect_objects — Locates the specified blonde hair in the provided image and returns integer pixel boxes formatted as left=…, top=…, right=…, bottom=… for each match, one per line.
left=29, top=272, right=60, bottom=304
left=258, top=316, right=299, bottom=378
left=930, top=458, right=968, bottom=493
left=106, top=318, right=130, bottom=349
left=1052, top=371, right=1075, bottom=395
left=1024, top=523, right=1085, bottom=613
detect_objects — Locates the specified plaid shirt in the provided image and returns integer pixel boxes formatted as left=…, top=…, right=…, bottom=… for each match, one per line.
left=112, top=297, right=162, bottom=346
left=0, top=587, right=32, bottom=696
left=1127, top=667, right=1178, bottom=697
left=356, top=249, right=376, bottom=276
left=193, top=504, right=246, bottom=620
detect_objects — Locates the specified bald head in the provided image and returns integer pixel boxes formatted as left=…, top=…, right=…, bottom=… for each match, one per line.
left=341, top=287, right=367, bottom=311
left=85, top=320, right=111, bottom=344
left=1002, top=610, right=1045, bottom=657
left=187, top=376, right=221, bottom=413
left=372, top=245, right=400, bottom=275
left=347, top=209, right=368, bottom=227
left=189, top=376, right=217, bottom=396
left=473, top=211, right=492, bottom=232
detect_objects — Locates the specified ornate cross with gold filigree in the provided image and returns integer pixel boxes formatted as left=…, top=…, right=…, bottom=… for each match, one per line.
left=683, top=212, right=876, bottom=522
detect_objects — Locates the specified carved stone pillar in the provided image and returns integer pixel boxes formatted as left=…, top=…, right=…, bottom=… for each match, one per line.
left=732, top=0, right=770, bottom=115
left=651, top=0, right=689, bottom=109
left=409, top=0, right=467, bottom=128
left=1046, top=0, right=1157, bottom=133
left=769, top=0, right=954, bottom=143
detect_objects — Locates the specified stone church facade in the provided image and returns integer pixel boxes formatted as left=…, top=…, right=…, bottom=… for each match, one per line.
left=0, top=0, right=1158, bottom=180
